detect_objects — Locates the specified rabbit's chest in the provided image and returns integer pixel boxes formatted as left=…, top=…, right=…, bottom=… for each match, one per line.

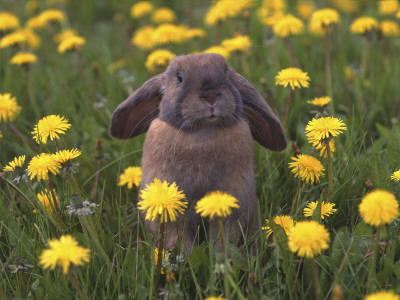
left=142, top=119, right=255, bottom=201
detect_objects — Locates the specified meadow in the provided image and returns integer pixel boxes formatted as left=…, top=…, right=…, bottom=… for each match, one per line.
left=1, top=0, right=400, bottom=299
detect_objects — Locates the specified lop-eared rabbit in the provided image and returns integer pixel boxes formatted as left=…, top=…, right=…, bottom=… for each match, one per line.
left=110, top=53, right=286, bottom=253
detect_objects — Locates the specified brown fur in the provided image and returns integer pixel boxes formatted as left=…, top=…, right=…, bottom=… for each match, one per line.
left=110, top=53, right=286, bottom=253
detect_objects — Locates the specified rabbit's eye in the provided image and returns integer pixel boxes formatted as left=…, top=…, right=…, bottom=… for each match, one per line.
left=176, top=72, right=183, bottom=83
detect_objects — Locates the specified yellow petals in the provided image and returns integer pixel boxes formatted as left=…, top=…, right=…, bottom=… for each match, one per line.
left=118, top=166, right=142, bottom=189
left=32, top=115, right=71, bottom=144
left=0, top=93, right=21, bottom=122
left=275, top=67, right=310, bottom=90
left=289, top=154, right=325, bottom=184
left=27, top=153, right=61, bottom=181
left=195, top=191, right=240, bottom=219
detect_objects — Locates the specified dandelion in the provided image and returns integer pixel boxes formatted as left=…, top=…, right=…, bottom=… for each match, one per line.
left=118, top=166, right=142, bottom=189
left=205, top=0, right=255, bottom=25
left=130, top=1, right=153, bottom=19
left=364, top=290, right=400, bottom=300
left=273, top=14, right=304, bottom=38
left=27, top=153, right=61, bottom=181
left=0, top=30, right=26, bottom=48
left=275, top=67, right=310, bottom=89
left=332, top=0, right=359, bottom=13
left=53, top=149, right=82, bottom=164
left=289, top=154, right=325, bottom=184
left=18, top=28, right=41, bottom=49
left=305, top=117, right=347, bottom=141
left=40, top=235, right=90, bottom=274
left=379, top=0, right=399, bottom=15
left=0, top=12, right=20, bottom=32
left=263, top=215, right=294, bottom=237
left=309, top=8, right=340, bottom=35
left=288, top=220, right=330, bottom=258
left=297, top=1, right=315, bottom=19
left=66, top=194, right=98, bottom=216
left=54, top=29, right=77, bottom=43
left=37, top=189, right=58, bottom=212
left=359, top=189, right=399, bottom=227
left=391, top=169, right=400, bottom=181
left=221, top=35, right=251, bottom=52
left=39, top=9, right=66, bottom=25
left=145, top=49, right=174, bottom=73
left=151, top=24, right=195, bottom=45
left=58, top=35, right=85, bottom=53
left=307, top=96, right=331, bottom=107
left=3, top=155, right=26, bottom=172
left=309, top=136, right=336, bottom=157
left=195, top=191, right=240, bottom=219
left=0, top=93, right=21, bottom=122
left=205, top=298, right=227, bottom=300
left=32, top=115, right=71, bottom=144
left=152, top=8, right=176, bottom=24
left=350, top=16, right=378, bottom=34
left=303, top=201, right=337, bottom=219
left=10, top=52, right=37, bottom=66
left=138, top=178, right=187, bottom=223
left=131, top=26, right=155, bottom=50
left=203, top=46, right=230, bottom=59
left=379, top=20, right=400, bottom=37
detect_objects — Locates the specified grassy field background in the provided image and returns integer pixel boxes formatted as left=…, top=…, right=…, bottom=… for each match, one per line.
left=1, top=0, right=400, bottom=299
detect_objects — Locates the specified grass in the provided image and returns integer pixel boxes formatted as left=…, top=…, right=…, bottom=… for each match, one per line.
left=1, top=0, right=400, bottom=299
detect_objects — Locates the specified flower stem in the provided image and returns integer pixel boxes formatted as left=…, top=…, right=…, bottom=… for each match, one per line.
left=283, top=89, right=294, bottom=129
left=156, top=221, right=165, bottom=286
left=360, top=36, right=368, bottom=77
left=48, top=180, right=64, bottom=234
left=367, top=226, right=381, bottom=292
left=311, top=257, right=320, bottom=300
left=21, top=270, right=38, bottom=300
left=326, top=140, right=333, bottom=194
left=324, top=29, right=334, bottom=115
left=218, top=218, right=226, bottom=252
left=290, top=180, right=302, bottom=216
left=5, top=122, right=40, bottom=153
left=284, top=37, right=299, bottom=68
left=68, top=272, right=89, bottom=300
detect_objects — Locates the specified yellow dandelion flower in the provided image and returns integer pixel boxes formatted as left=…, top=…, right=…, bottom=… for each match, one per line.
left=27, top=153, right=61, bottom=181
left=263, top=215, right=295, bottom=237
left=203, top=46, right=230, bottom=59
left=205, top=0, right=255, bottom=25
left=130, top=1, right=153, bottom=19
left=39, top=235, right=90, bottom=274
left=0, top=12, right=20, bottom=31
left=350, top=16, right=378, bottom=34
left=18, top=28, right=41, bottom=49
left=195, top=191, right=240, bottom=219
left=288, top=220, right=330, bottom=258
left=58, top=35, right=85, bottom=53
left=359, top=189, right=399, bottom=226
left=260, top=10, right=285, bottom=27
left=152, top=8, right=177, bottom=24
left=0, top=30, right=27, bottom=48
left=303, top=201, right=337, bottom=219
left=54, top=29, right=77, bottom=43
left=297, top=1, right=315, bottom=20
left=344, top=65, right=356, bottom=81
left=32, top=115, right=71, bottom=144
left=332, top=0, right=359, bottom=13
left=379, top=0, right=399, bottom=15
left=154, top=247, right=169, bottom=274
left=391, top=169, right=400, bottom=181
left=364, top=290, right=400, bottom=300
left=184, top=28, right=206, bottom=39
left=10, top=52, right=37, bottom=66
left=53, top=149, right=82, bottom=164
left=288, top=154, right=325, bottom=184
left=380, top=20, right=400, bottom=37
left=0, top=93, right=21, bottom=122
left=3, top=155, right=26, bottom=172
left=145, top=49, right=174, bottom=73
left=262, top=219, right=274, bottom=238
left=309, top=8, right=340, bottom=35
left=38, top=9, right=65, bottom=25
left=305, top=117, right=347, bottom=141
left=152, top=24, right=193, bottom=45
left=275, top=67, right=310, bottom=90
left=397, top=10, right=400, bottom=18
left=26, top=15, right=46, bottom=29
left=205, top=297, right=227, bottom=300
left=138, top=178, right=187, bottom=223
left=118, top=166, right=142, bottom=189
left=273, top=14, right=304, bottom=38
left=131, top=26, right=155, bottom=50
left=37, top=189, right=57, bottom=212
left=221, top=35, right=251, bottom=52
left=307, top=96, right=331, bottom=107
left=308, top=135, right=336, bottom=158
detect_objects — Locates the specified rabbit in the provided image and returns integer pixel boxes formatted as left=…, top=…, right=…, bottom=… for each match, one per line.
left=110, top=53, right=286, bottom=254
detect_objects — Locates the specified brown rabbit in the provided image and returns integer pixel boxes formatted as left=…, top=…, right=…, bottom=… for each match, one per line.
left=110, top=53, right=286, bottom=253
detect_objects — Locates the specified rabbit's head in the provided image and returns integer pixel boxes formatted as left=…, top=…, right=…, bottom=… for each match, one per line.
left=110, top=53, right=286, bottom=151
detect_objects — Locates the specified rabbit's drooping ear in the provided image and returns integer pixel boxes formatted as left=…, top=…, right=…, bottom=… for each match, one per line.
left=228, top=70, right=287, bottom=151
left=110, top=74, right=163, bottom=139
